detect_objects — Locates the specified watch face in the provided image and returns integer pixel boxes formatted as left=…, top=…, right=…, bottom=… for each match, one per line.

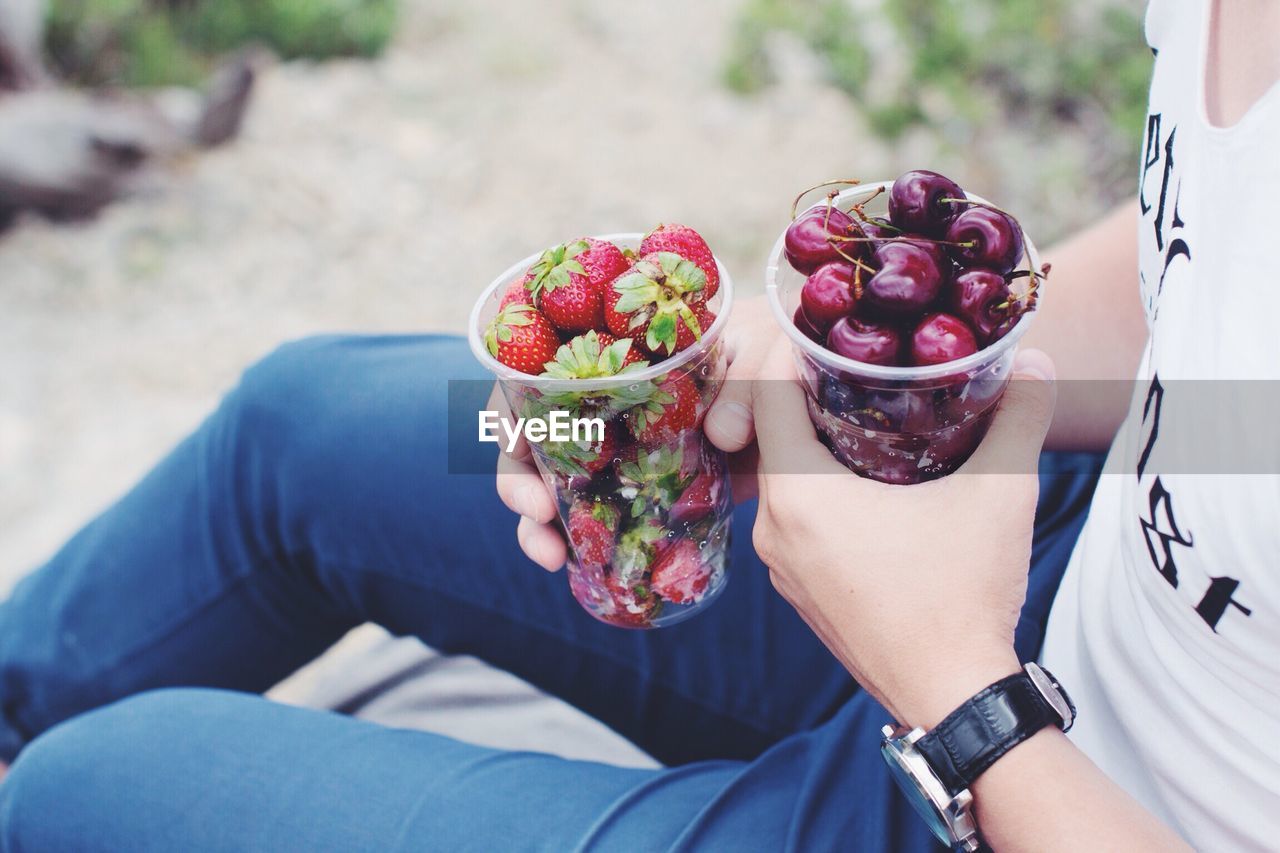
left=880, top=739, right=952, bottom=844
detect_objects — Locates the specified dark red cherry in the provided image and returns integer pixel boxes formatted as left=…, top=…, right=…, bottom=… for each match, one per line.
left=911, top=313, right=979, bottom=366
left=825, top=316, right=903, bottom=366
left=945, top=207, right=1024, bottom=275
left=949, top=269, right=1012, bottom=344
left=863, top=242, right=946, bottom=317
left=800, top=262, right=858, bottom=331
left=859, top=219, right=896, bottom=240
left=887, top=170, right=965, bottom=237
left=785, top=206, right=861, bottom=274
left=793, top=306, right=825, bottom=343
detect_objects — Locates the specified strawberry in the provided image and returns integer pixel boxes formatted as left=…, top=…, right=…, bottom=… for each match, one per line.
left=499, top=279, right=531, bottom=309
left=650, top=539, right=713, bottom=605
left=483, top=303, right=560, bottom=375
left=520, top=241, right=601, bottom=334
left=630, top=372, right=703, bottom=447
left=574, top=237, right=632, bottom=297
left=567, top=498, right=621, bottom=567
left=522, top=238, right=629, bottom=334
left=605, top=252, right=711, bottom=358
left=616, top=442, right=694, bottom=518
left=639, top=223, right=719, bottom=300
left=669, top=468, right=722, bottom=527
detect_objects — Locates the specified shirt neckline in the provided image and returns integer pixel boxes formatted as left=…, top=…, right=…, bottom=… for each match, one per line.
left=1195, top=0, right=1280, bottom=136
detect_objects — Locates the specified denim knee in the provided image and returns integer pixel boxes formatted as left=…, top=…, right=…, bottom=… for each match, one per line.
left=0, top=689, right=240, bottom=847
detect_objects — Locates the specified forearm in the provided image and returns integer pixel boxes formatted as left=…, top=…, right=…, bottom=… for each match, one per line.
left=973, top=728, right=1188, bottom=852
left=1022, top=201, right=1149, bottom=452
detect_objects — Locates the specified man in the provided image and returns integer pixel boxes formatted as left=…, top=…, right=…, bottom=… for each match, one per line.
left=0, top=0, right=1273, bottom=848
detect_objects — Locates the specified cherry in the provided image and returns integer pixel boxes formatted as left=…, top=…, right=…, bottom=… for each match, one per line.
left=945, top=207, right=1024, bottom=275
left=863, top=241, right=946, bottom=317
left=910, top=313, right=979, bottom=366
left=826, top=316, right=903, bottom=366
left=800, top=262, right=858, bottom=331
left=793, top=306, right=825, bottom=343
left=858, top=388, right=938, bottom=433
left=785, top=206, right=861, bottom=274
left=949, top=269, right=1012, bottom=344
left=887, top=170, right=965, bottom=237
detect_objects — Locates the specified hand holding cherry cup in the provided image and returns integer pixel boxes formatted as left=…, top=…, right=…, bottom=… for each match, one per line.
left=750, top=337, right=1058, bottom=730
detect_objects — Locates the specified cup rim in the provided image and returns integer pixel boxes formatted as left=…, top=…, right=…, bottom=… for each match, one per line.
left=765, top=181, right=1040, bottom=381
left=469, top=232, right=735, bottom=390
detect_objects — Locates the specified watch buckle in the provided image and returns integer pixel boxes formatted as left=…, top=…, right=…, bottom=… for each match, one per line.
left=1025, top=662, right=1074, bottom=731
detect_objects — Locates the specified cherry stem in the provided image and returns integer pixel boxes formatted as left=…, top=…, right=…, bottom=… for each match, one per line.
left=830, top=234, right=977, bottom=249
left=790, top=178, right=863, bottom=220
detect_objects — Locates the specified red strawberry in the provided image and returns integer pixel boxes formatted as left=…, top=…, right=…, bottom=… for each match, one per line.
left=568, top=499, right=621, bottom=567
left=483, top=303, right=560, bottom=375
left=639, top=223, right=719, bottom=300
left=669, top=468, right=721, bottom=526
left=522, top=241, right=602, bottom=334
left=650, top=539, right=713, bottom=604
left=575, top=237, right=632, bottom=297
left=632, top=372, right=703, bottom=447
left=605, top=252, right=711, bottom=357
left=499, top=279, right=530, bottom=309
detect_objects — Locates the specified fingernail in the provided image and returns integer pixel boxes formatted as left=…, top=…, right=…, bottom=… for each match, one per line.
left=1014, top=348, right=1055, bottom=382
left=709, top=402, right=753, bottom=446
left=513, top=484, right=540, bottom=519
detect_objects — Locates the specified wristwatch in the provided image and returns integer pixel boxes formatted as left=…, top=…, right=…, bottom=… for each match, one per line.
left=879, top=662, right=1075, bottom=851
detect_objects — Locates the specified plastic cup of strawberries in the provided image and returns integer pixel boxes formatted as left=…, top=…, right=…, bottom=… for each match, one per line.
left=766, top=174, right=1047, bottom=484
left=469, top=226, right=734, bottom=629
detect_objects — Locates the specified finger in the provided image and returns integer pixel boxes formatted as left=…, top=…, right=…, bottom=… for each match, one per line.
left=962, top=348, right=1058, bottom=475
left=751, top=336, right=847, bottom=476
left=517, top=515, right=568, bottom=572
left=496, top=449, right=559, bottom=524
left=705, top=303, right=776, bottom=452
left=486, top=383, right=530, bottom=462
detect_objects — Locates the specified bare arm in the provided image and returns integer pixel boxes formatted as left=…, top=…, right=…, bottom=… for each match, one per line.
left=1023, top=201, right=1148, bottom=451
left=753, top=339, right=1190, bottom=852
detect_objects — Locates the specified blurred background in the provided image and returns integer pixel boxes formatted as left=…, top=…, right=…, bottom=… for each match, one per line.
left=1, top=0, right=1150, bottom=588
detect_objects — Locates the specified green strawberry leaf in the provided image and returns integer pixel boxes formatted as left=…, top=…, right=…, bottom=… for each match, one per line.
left=653, top=252, right=707, bottom=295
left=646, top=313, right=677, bottom=355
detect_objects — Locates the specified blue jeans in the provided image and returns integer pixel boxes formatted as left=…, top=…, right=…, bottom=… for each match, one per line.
left=0, top=335, right=1101, bottom=851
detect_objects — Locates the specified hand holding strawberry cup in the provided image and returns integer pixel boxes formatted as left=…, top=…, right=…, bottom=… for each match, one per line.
left=767, top=173, right=1047, bottom=483
left=471, top=227, right=736, bottom=629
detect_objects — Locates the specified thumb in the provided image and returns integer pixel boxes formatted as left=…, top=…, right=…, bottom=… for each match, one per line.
left=962, top=348, right=1057, bottom=475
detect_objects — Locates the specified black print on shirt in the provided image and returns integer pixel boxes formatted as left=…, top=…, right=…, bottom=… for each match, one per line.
left=1136, top=372, right=1253, bottom=632
left=1137, top=374, right=1164, bottom=478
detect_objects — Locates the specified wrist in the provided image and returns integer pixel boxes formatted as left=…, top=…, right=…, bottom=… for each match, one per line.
left=885, top=647, right=1022, bottom=731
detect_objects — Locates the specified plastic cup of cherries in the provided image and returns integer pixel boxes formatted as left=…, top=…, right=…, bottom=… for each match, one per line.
left=765, top=171, right=1048, bottom=484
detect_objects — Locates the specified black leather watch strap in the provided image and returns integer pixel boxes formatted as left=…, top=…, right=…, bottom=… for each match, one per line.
left=915, top=670, right=1064, bottom=797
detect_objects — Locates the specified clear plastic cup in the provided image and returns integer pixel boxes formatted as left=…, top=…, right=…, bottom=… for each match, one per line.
left=766, top=182, right=1043, bottom=484
left=469, top=234, right=734, bottom=628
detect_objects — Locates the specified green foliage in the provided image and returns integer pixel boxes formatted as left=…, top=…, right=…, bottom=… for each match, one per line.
left=44, top=0, right=398, bottom=87
left=722, top=0, right=1151, bottom=178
